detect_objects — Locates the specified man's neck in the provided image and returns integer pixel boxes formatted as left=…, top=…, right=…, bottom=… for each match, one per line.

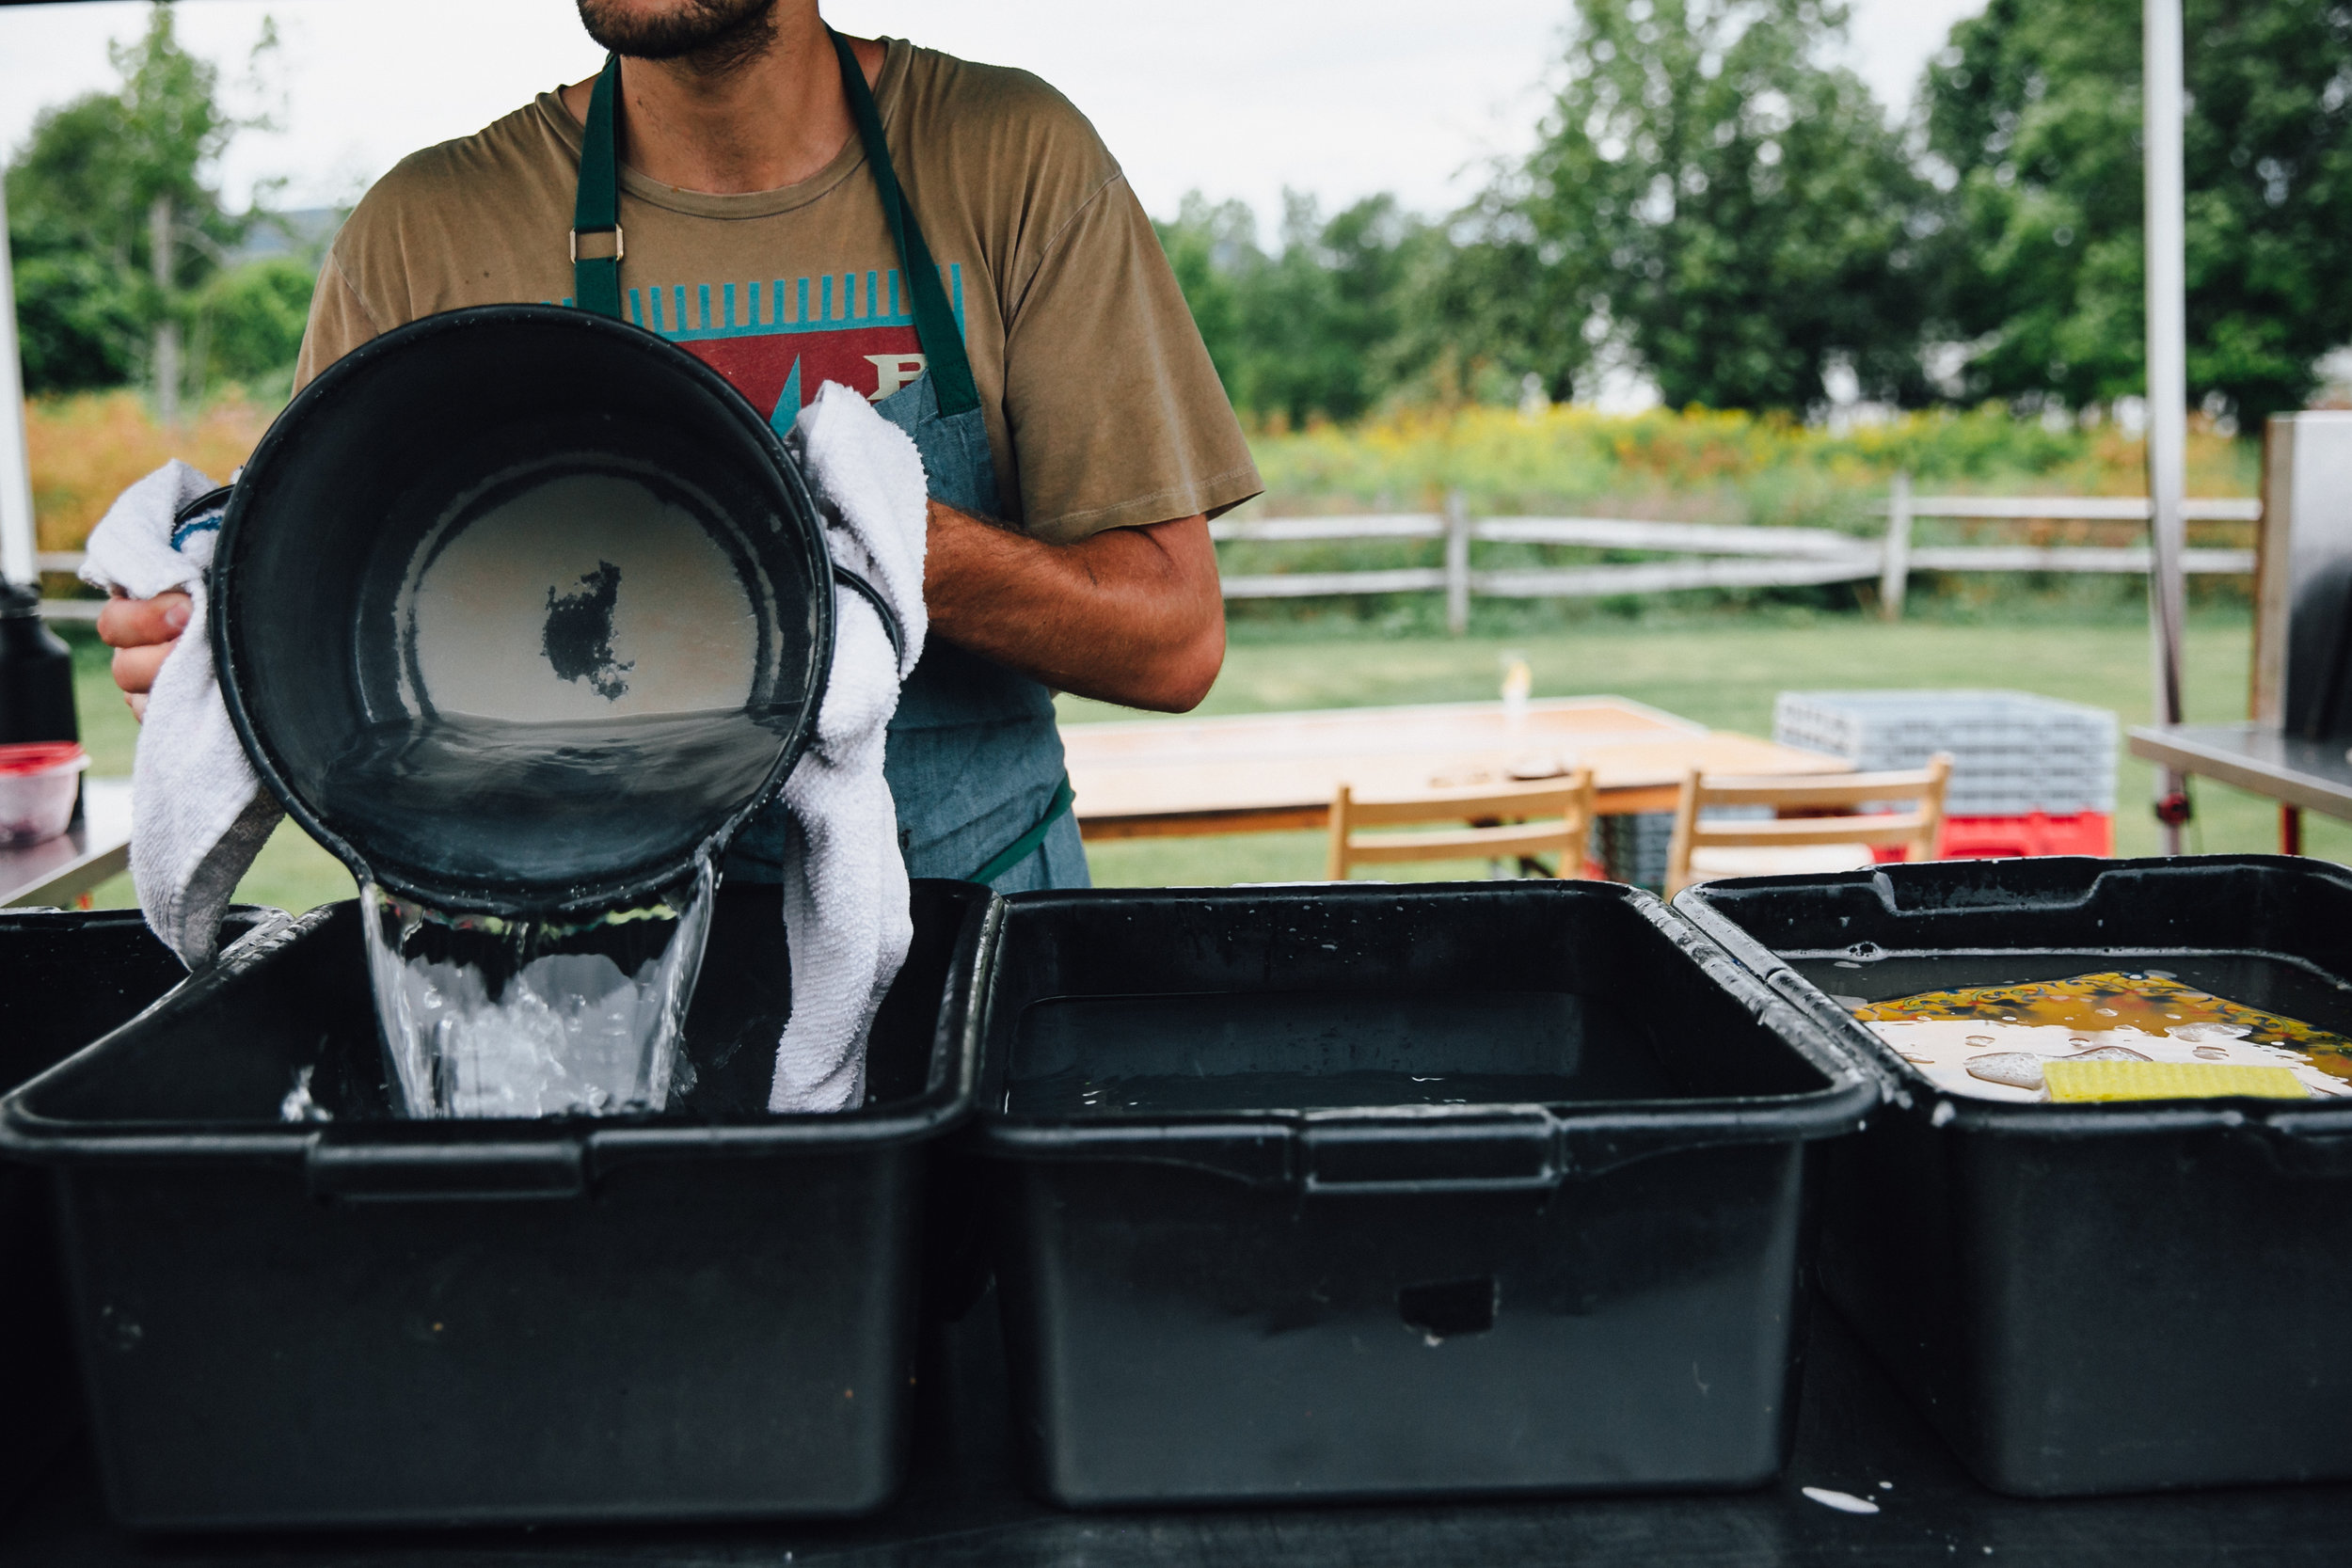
left=557, top=18, right=884, bottom=196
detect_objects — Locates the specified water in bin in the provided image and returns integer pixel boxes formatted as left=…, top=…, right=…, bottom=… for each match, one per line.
left=213, top=307, right=834, bottom=1117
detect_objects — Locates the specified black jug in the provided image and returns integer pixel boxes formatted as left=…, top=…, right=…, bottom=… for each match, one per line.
left=0, top=579, right=77, bottom=748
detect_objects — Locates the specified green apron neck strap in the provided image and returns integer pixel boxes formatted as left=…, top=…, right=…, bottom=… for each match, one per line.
left=571, top=54, right=625, bottom=318
left=827, top=30, right=979, bottom=417
left=570, top=40, right=978, bottom=415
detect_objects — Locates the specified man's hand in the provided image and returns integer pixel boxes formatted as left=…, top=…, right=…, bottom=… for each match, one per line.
left=924, top=507, right=1224, bottom=712
left=99, top=591, right=192, bottom=722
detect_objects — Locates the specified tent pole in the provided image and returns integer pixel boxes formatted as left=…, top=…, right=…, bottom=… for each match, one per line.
left=2144, top=0, right=2190, bottom=854
left=0, top=171, right=37, bottom=589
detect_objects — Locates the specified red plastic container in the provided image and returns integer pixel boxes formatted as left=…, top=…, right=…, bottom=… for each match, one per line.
left=0, top=742, right=87, bottom=847
left=1868, top=812, right=2113, bottom=863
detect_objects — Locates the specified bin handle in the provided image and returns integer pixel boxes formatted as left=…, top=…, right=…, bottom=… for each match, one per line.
left=1295, top=1103, right=1849, bottom=1193
left=305, top=1138, right=588, bottom=1201
left=1300, top=1112, right=1557, bottom=1194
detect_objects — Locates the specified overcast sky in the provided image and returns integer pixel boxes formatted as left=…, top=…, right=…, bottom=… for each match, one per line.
left=2, top=0, right=1985, bottom=227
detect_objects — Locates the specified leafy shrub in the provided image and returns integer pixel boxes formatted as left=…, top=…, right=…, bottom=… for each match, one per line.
left=25, top=389, right=273, bottom=555
left=198, top=257, right=316, bottom=392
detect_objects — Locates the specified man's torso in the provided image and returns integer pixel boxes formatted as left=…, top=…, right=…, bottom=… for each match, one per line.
left=299, top=38, right=1262, bottom=544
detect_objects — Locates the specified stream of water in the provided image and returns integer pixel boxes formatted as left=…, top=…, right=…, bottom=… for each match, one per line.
left=360, top=861, right=716, bottom=1118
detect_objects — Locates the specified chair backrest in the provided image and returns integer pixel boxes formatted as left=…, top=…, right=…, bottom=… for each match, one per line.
left=1327, top=770, right=1597, bottom=880
left=1665, top=752, right=1953, bottom=895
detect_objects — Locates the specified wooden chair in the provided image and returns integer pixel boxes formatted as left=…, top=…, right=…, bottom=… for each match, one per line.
left=1327, top=771, right=1597, bottom=880
left=1665, top=753, right=1952, bottom=896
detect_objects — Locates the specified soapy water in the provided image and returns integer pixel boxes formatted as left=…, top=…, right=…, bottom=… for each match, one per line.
left=1851, top=972, right=2352, bottom=1103
left=360, top=862, right=715, bottom=1118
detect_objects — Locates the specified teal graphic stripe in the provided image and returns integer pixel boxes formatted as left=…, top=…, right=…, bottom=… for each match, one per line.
left=611, top=264, right=965, bottom=343
left=770, top=358, right=803, bottom=438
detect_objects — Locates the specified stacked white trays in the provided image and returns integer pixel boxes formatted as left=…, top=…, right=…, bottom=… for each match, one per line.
left=1772, top=690, right=2119, bottom=817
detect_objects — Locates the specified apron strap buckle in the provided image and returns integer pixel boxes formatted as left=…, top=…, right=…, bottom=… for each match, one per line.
left=569, top=226, right=625, bottom=263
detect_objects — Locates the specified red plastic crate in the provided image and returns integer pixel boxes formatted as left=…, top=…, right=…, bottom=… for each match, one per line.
left=1868, top=812, right=2113, bottom=863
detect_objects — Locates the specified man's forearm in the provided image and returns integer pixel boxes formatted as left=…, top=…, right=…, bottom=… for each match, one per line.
left=922, top=502, right=1225, bottom=712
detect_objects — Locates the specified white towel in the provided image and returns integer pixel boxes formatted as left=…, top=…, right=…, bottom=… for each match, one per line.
left=768, top=383, right=931, bottom=1113
left=79, top=461, right=282, bottom=968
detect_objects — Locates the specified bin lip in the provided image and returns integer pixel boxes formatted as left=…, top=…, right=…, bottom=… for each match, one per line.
left=0, top=905, right=290, bottom=1101
left=0, top=903, right=282, bottom=932
left=970, top=879, right=1878, bottom=1176
left=1675, top=854, right=2352, bottom=1136
left=0, top=888, right=997, bottom=1165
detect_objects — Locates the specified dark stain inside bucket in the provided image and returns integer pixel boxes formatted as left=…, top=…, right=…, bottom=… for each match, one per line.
left=540, top=561, right=634, bottom=701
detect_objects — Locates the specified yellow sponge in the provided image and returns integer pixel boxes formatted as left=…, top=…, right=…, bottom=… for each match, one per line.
left=2043, top=1059, right=2307, bottom=1103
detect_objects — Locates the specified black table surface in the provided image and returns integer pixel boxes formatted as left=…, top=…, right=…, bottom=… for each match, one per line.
left=7, top=1290, right=2350, bottom=1568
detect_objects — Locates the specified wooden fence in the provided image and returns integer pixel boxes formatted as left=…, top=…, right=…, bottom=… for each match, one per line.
left=36, top=474, right=2264, bottom=631
left=1213, top=474, right=2262, bottom=632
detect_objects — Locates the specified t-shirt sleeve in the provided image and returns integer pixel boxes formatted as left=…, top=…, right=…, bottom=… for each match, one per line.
left=292, top=248, right=385, bottom=394
left=998, top=173, right=1261, bottom=544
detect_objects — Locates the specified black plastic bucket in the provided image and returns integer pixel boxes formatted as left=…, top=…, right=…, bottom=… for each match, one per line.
left=971, top=880, right=1872, bottom=1507
left=1677, top=855, right=2352, bottom=1497
left=0, top=879, right=995, bottom=1530
left=0, top=907, right=280, bottom=1517
left=211, top=305, right=834, bottom=916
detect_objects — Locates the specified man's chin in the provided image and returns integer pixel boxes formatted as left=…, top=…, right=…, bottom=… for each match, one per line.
left=576, top=0, right=780, bottom=64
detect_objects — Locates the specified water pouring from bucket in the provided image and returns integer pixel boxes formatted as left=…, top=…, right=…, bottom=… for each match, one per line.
left=213, top=307, right=835, bottom=1117
left=360, top=868, right=714, bottom=1117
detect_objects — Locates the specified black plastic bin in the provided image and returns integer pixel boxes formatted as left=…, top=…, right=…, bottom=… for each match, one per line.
left=0, top=907, right=280, bottom=1517
left=0, top=879, right=996, bottom=1531
left=1678, top=854, right=2352, bottom=1497
left=972, top=880, right=1873, bottom=1507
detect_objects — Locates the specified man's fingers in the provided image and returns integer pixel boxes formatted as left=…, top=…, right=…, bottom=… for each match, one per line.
left=111, top=639, right=178, bottom=697
left=100, top=592, right=191, bottom=699
left=97, top=592, right=191, bottom=650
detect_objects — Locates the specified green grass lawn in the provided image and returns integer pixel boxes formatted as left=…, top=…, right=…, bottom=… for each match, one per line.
left=1069, top=610, right=2346, bottom=887
left=64, top=610, right=2339, bottom=915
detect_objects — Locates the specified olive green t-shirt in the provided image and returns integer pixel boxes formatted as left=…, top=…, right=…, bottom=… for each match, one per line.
left=294, top=38, right=1261, bottom=543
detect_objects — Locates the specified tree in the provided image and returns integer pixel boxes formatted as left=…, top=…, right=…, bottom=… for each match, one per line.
left=196, top=254, right=314, bottom=393
left=1451, top=0, right=1938, bottom=412
left=1926, top=0, right=2352, bottom=423
left=1237, top=193, right=1437, bottom=426
left=1157, top=191, right=1440, bottom=426
left=6, top=2, right=276, bottom=410
left=1154, top=193, right=1254, bottom=403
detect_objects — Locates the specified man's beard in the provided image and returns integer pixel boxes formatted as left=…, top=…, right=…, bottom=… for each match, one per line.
left=576, top=0, right=780, bottom=70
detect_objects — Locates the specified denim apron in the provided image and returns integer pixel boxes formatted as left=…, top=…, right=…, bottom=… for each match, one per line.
left=568, top=37, right=1087, bottom=892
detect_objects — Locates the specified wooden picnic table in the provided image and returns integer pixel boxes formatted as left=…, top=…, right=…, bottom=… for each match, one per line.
left=1063, top=696, right=1851, bottom=839
left=0, top=778, right=130, bottom=908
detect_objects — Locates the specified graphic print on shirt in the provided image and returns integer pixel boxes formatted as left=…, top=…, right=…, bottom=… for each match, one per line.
left=569, top=264, right=965, bottom=436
